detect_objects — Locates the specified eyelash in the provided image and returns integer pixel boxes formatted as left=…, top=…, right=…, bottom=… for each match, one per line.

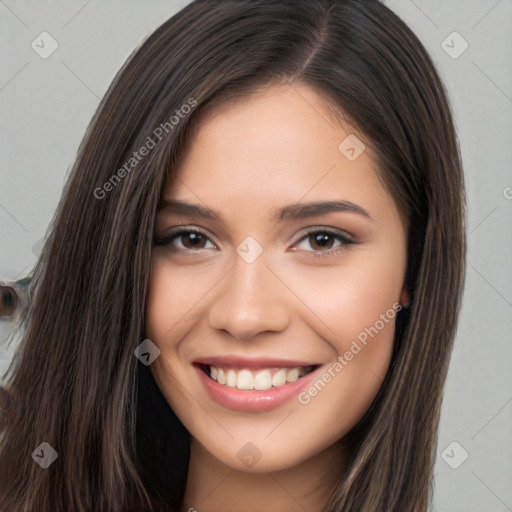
left=154, top=226, right=355, bottom=257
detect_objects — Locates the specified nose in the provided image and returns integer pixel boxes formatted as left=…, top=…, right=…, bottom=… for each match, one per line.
left=207, top=250, right=290, bottom=341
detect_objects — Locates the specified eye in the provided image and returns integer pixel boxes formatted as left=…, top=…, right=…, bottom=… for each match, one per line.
left=292, top=228, right=355, bottom=254
left=154, top=228, right=217, bottom=251
left=154, top=226, right=355, bottom=256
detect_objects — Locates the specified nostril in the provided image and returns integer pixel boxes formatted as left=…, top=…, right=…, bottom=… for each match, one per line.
left=0, top=286, right=18, bottom=318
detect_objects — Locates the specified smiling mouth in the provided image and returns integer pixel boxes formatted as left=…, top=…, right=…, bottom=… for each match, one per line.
left=197, top=363, right=319, bottom=391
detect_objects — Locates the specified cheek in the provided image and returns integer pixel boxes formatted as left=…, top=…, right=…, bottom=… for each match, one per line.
left=270, top=247, right=401, bottom=414
left=294, top=287, right=399, bottom=446
left=145, top=257, right=215, bottom=343
left=144, top=260, right=205, bottom=410
left=145, top=265, right=175, bottom=344
left=330, top=262, right=401, bottom=359
left=272, top=246, right=404, bottom=345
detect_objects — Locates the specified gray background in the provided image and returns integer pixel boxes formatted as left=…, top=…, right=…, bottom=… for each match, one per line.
left=1, top=1, right=511, bottom=510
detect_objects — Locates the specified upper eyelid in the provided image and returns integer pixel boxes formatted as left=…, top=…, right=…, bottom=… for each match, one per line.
left=156, top=227, right=219, bottom=248
left=292, top=225, right=355, bottom=243
left=159, top=225, right=216, bottom=238
left=157, top=225, right=354, bottom=248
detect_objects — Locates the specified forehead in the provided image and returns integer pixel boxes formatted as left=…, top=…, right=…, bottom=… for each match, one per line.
left=163, top=84, right=399, bottom=228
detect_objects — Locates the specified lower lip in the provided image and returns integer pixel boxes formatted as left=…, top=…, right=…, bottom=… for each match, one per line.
left=195, top=365, right=321, bottom=413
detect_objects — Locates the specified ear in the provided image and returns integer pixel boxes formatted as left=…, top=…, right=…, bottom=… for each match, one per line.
left=399, top=286, right=411, bottom=307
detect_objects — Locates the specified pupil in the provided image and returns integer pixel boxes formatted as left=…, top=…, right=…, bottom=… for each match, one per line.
left=311, top=233, right=332, bottom=250
left=184, top=232, right=204, bottom=248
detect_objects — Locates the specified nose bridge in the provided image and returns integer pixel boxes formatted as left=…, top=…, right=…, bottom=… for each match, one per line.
left=208, top=246, right=290, bottom=340
left=231, top=250, right=271, bottom=301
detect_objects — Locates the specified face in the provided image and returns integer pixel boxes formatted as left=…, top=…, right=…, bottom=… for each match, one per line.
left=145, top=84, right=409, bottom=473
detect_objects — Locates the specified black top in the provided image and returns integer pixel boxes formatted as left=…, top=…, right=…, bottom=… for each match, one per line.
left=136, top=361, right=190, bottom=511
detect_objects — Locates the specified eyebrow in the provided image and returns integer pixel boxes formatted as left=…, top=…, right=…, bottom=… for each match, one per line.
left=158, top=199, right=374, bottom=223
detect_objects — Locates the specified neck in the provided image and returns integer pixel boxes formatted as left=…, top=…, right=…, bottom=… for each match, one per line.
left=182, top=438, right=344, bottom=512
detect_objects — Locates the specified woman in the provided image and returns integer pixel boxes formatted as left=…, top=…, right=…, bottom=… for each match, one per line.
left=0, top=0, right=466, bottom=510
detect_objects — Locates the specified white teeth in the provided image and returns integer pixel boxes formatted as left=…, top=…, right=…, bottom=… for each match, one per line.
left=226, top=369, right=237, bottom=387
left=207, top=365, right=313, bottom=390
left=286, top=367, right=299, bottom=382
left=272, top=368, right=287, bottom=387
left=254, top=370, right=272, bottom=390
left=237, top=369, right=254, bottom=390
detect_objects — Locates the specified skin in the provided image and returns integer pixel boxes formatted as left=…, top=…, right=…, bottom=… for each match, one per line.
left=145, top=83, right=410, bottom=512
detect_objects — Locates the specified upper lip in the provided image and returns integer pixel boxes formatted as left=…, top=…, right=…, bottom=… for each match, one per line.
left=193, top=355, right=319, bottom=369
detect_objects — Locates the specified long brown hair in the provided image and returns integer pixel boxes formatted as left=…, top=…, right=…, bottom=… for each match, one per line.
left=0, top=1, right=466, bottom=510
